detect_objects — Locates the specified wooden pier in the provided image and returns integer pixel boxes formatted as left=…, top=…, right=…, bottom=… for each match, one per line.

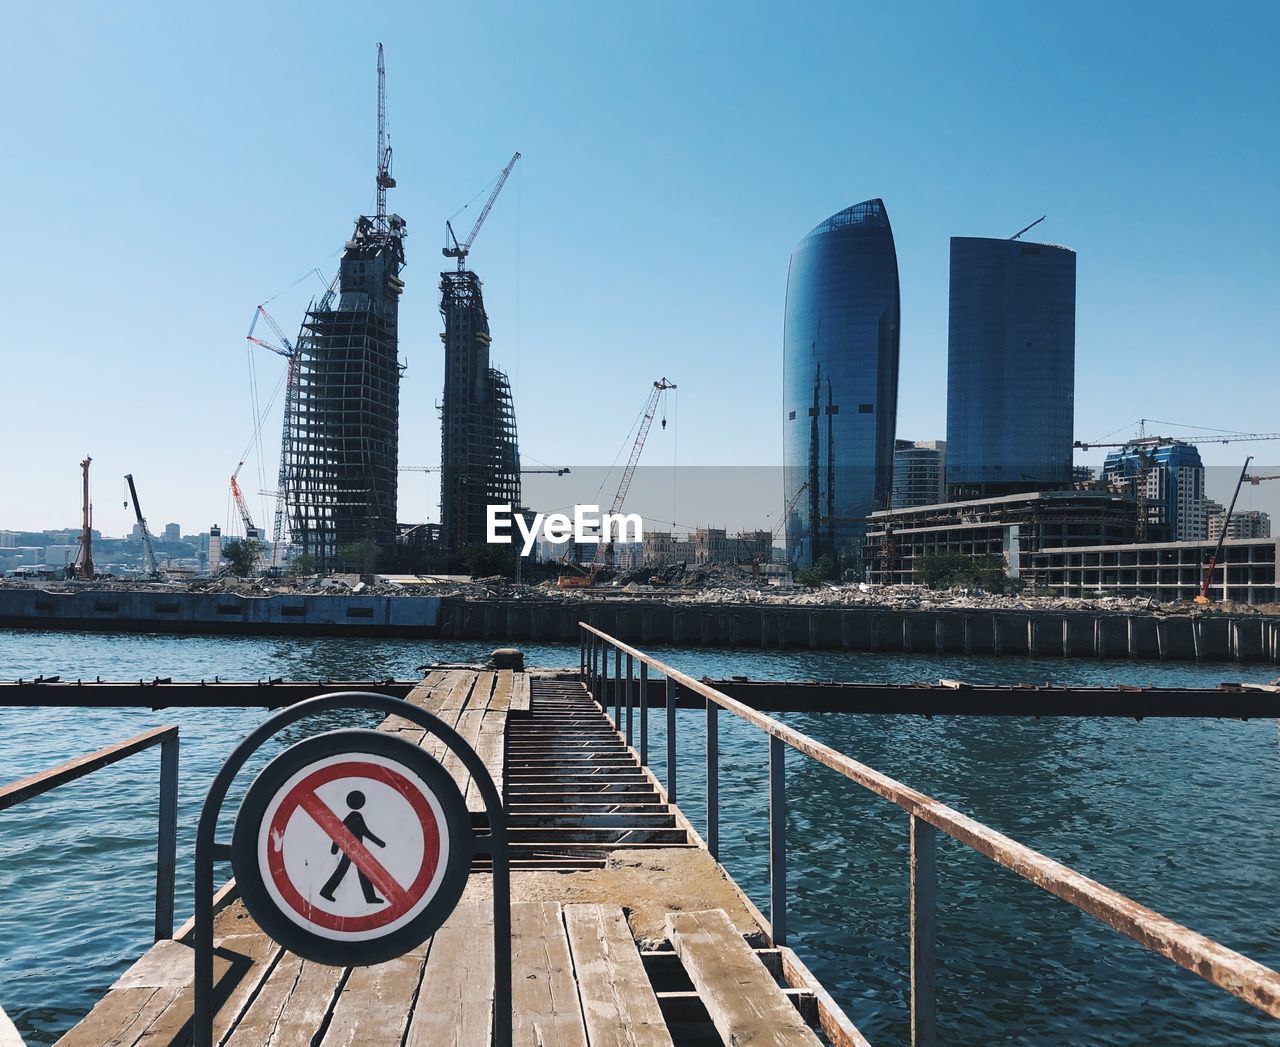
left=8, top=624, right=1280, bottom=1045
left=55, top=666, right=859, bottom=1046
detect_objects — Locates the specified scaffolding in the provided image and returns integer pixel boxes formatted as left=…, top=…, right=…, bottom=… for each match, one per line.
left=285, top=215, right=406, bottom=570
left=439, top=268, right=521, bottom=554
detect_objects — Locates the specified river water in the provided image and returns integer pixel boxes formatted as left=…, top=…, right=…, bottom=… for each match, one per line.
left=1, top=629, right=1277, bottom=1045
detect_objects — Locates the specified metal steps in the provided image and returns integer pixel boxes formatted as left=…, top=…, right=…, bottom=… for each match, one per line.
left=503, top=678, right=694, bottom=869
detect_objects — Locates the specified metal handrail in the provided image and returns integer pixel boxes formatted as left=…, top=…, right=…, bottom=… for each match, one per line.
left=0, top=725, right=179, bottom=940
left=579, top=622, right=1280, bottom=1044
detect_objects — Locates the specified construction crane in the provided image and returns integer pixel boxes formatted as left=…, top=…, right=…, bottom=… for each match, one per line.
left=375, top=42, right=395, bottom=223
left=123, top=474, right=159, bottom=579
left=558, top=379, right=676, bottom=588
left=246, top=303, right=300, bottom=564
left=1010, top=215, right=1046, bottom=240
left=1195, top=466, right=1280, bottom=604
left=72, top=457, right=94, bottom=580
left=443, top=151, right=521, bottom=271
left=229, top=462, right=267, bottom=571
left=1074, top=432, right=1280, bottom=541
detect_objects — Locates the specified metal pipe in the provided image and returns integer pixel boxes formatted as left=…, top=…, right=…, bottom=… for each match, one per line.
left=769, top=734, right=786, bottom=945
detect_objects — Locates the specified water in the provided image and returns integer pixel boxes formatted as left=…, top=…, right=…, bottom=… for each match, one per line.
left=1, top=630, right=1278, bottom=1044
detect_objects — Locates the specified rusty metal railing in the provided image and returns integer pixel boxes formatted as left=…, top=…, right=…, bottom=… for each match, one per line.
left=0, top=724, right=179, bottom=940
left=579, top=623, right=1280, bottom=1046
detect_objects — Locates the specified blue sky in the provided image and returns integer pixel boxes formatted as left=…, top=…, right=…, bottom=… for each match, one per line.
left=2, top=1, right=1277, bottom=536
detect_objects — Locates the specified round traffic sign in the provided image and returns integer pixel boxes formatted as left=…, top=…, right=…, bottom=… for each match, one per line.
left=231, top=729, right=473, bottom=965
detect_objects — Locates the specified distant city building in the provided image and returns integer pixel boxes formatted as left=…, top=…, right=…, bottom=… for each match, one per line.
left=1072, top=465, right=1097, bottom=486
left=783, top=199, right=901, bottom=567
left=946, top=236, right=1076, bottom=499
left=130, top=522, right=144, bottom=540
left=643, top=528, right=773, bottom=566
left=163, top=523, right=181, bottom=543
left=1102, top=441, right=1206, bottom=542
left=891, top=440, right=946, bottom=508
left=1209, top=508, right=1271, bottom=541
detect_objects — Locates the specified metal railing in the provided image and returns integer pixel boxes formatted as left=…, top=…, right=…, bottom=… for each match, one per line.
left=579, top=623, right=1280, bottom=1045
left=0, top=725, right=179, bottom=940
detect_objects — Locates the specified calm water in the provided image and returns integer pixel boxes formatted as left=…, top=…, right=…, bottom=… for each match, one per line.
left=1, top=629, right=1278, bottom=1044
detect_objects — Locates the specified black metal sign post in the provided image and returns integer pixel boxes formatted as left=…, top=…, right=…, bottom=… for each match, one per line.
left=192, top=691, right=510, bottom=1047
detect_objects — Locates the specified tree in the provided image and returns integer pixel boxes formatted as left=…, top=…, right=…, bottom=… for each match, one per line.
left=221, top=539, right=262, bottom=577
left=914, top=552, right=1018, bottom=593
left=465, top=542, right=516, bottom=579
left=336, top=539, right=381, bottom=577
left=286, top=553, right=316, bottom=578
left=795, top=552, right=840, bottom=588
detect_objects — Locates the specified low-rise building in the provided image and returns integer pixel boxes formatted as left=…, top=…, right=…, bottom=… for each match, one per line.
left=863, top=489, right=1138, bottom=585
left=1034, top=537, right=1278, bottom=604
left=1208, top=508, right=1271, bottom=541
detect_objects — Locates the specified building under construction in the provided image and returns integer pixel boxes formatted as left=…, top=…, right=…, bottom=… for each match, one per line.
left=284, top=45, right=405, bottom=570
left=438, top=154, right=522, bottom=555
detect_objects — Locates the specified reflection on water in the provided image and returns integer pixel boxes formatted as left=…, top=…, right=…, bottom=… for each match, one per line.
left=0, top=629, right=1277, bottom=1044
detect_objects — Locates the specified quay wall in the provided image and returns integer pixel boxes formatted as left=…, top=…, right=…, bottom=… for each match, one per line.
left=1, top=589, right=1278, bottom=664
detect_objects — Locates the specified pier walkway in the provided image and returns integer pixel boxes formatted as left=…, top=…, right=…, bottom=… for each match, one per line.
left=56, top=666, right=854, bottom=1047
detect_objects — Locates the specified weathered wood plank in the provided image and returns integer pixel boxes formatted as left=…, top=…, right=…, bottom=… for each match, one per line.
left=490, top=669, right=514, bottom=711
left=468, top=671, right=496, bottom=713
left=319, top=942, right=429, bottom=1047
left=511, top=902, right=588, bottom=1047
left=222, top=952, right=345, bottom=1047
left=404, top=903, right=493, bottom=1047
left=434, top=670, right=478, bottom=713
left=510, top=673, right=531, bottom=713
left=564, top=904, right=674, bottom=1047
left=385, top=670, right=448, bottom=731
left=442, top=707, right=487, bottom=797
left=468, top=712, right=507, bottom=812
left=666, top=909, right=821, bottom=1046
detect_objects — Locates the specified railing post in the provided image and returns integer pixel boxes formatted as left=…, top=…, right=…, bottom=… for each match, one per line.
left=579, top=632, right=586, bottom=680
left=154, top=732, right=179, bottom=941
left=625, top=653, right=634, bottom=747
left=614, top=646, right=622, bottom=726
left=639, top=661, right=649, bottom=765
left=600, top=640, right=610, bottom=714
left=665, top=677, right=677, bottom=804
left=769, top=734, right=786, bottom=945
left=706, top=699, right=719, bottom=860
left=911, top=814, right=938, bottom=1047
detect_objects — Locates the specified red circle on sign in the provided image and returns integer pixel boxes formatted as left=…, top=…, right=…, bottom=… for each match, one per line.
left=265, top=760, right=442, bottom=933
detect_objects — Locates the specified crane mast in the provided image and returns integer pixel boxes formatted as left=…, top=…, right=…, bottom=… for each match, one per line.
left=74, top=457, right=94, bottom=579
left=375, top=42, right=395, bottom=224
left=124, top=473, right=159, bottom=578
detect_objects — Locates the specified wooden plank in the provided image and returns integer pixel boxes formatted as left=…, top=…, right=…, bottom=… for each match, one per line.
left=490, top=669, right=514, bottom=711
left=665, top=909, right=821, bottom=1047
left=319, top=943, right=429, bottom=1047
left=405, top=903, right=493, bottom=1047
left=222, top=952, right=345, bottom=1047
left=442, top=707, right=487, bottom=799
left=467, top=712, right=506, bottom=812
left=385, top=670, right=447, bottom=731
left=779, top=948, right=873, bottom=1047
left=468, top=671, right=496, bottom=712
left=510, top=902, right=588, bottom=1047
left=564, top=904, right=674, bottom=1047
left=0, top=1004, right=23, bottom=1047
left=434, top=670, right=478, bottom=713
left=510, top=673, right=531, bottom=713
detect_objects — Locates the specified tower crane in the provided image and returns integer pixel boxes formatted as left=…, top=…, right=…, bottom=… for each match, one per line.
left=443, top=151, right=521, bottom=271
left=246, top=303, right=300, bottom=565
left=375, top=42, right=395, bottom=224
left=558, top=379, right=676, bottom=588
left=124, top=474, right=159, bottom=579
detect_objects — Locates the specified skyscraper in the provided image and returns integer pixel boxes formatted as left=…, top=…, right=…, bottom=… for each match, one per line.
left=783, top=199, right=901, bottom=567
left=946, top=236, right=1076, bottom=500
left=1103, top=441, right=1207, bottom=541
left=891, top=440, right=946, bottom=508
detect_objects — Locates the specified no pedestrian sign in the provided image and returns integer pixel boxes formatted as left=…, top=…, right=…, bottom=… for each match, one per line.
left=232, top=730, right=473, bottom=965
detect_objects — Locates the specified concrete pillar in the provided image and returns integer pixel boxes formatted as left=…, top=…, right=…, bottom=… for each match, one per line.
left=963, top=617, right=973, bottom=654
left=1193, top=618, right=1203, bottom=661
left=1062, top=617, right=1070, bottom=658
left=870, top=615, right=880, bottom=653
left=903, top=616, right=913, bottom=652
left=808, top=613, right=819, bottom=650
left=1027, top=618, right=1037, bottom=656
left=1157, top=619, right=1167, bottom=660
left=935, top=617, right=945, bottom=654
left=840, top=613, right=851, bottom=650
left=1094, top=617, right=1104, bottom=659
left=1126, top=616, right=1135, bottom=659
left=993, top=615, right=1003, bottom=655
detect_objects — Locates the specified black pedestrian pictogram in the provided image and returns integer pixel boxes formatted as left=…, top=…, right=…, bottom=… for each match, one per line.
left=318, top=789, right=388, bottom=904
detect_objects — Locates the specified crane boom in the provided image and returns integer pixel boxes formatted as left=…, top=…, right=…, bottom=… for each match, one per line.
left=375, top=43, right=395, bottom=221
left=124, top=473, right=159, bottom=578
left=443, top=152, right=521, bottom=269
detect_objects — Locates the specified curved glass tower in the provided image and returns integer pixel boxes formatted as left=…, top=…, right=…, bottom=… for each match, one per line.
left=946, top=236, right=1076, bottom=498
left=783, top=199, right=901, bottom=568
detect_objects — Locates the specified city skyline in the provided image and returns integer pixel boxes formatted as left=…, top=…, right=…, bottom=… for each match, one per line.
left=2, top=2, right=1278, bottom=536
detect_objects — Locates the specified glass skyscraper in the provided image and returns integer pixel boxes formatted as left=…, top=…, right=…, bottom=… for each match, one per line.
left=946, top=236, right=1076, bottom=499
left=783, top=199, right=900, bottom=568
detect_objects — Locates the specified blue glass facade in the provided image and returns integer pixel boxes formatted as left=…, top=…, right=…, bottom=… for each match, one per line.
left=946, top=237, right=1076, bottom=498
left=1102, top=441, right=1206, bottom=542
left=783, top=199, right=900, bottom=567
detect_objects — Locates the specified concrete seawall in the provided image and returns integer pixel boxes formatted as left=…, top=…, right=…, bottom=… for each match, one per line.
left=2, top=589, right=1278, bottom=664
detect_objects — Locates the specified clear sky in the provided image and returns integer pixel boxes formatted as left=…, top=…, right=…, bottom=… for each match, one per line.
left=2, top=1, right=1277, bottom=537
